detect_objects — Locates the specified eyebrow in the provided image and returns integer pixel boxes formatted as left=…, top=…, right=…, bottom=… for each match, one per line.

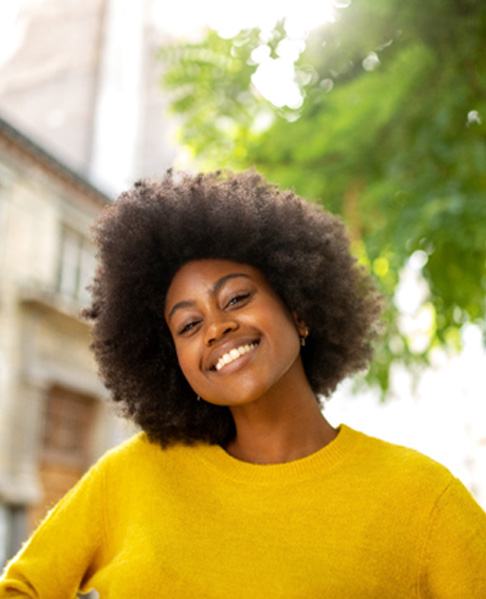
left=167, top=273, right=252, bottom=321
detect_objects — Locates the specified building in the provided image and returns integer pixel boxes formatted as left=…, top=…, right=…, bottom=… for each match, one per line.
left=0, top=116, right=130, bottom=565
left=0, top=0, right=180, bottom=195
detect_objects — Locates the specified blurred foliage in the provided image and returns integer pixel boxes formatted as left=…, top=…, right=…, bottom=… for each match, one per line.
left=159, top=0, right=486, bottom=394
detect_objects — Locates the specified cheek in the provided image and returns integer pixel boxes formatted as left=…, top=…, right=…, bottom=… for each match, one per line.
left=175, top=345, right=201, bottom=386
left=276, top=330, right=301, bottom=371
left=266, top=310, right=301, bottom=352
left=256, top=315, right=301, bottom=381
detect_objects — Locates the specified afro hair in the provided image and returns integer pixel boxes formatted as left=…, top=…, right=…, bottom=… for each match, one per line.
left=82, top=169, right=382, bottom=448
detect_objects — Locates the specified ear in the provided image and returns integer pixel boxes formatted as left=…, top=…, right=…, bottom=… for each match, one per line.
left=292, top=311, right=308, bottom=337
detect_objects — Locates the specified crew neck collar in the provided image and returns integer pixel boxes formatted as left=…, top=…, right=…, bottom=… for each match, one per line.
left=194, top=424, right=361, bottom=484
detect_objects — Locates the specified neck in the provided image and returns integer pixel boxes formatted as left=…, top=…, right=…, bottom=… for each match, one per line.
left=223, top=362, right=337, bottom=464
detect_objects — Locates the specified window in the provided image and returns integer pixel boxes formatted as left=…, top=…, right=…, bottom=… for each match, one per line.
left=41, top=385, right=97, bottom=468
left=57, top=225, right=96, bottom=303
left=27, top=386, right=97, bottom=545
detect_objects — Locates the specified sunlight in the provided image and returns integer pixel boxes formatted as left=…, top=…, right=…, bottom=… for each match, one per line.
left=151, top=0, right=336, bottom=39
left=151, top=0, right=338, bottom=109
left=251, top=57, right=304, bottom=109
left=0, top=3, right=26, bottom=67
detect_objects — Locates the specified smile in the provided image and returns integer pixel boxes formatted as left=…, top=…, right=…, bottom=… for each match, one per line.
left=214, top=341, right=259, bottom=372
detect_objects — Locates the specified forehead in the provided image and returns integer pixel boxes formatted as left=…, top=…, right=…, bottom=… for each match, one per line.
left=165, top=259, right=264, bottom=304
left=167, top=259, right=261, bottom=295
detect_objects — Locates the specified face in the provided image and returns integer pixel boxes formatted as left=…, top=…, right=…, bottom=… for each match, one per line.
left=164, top=259, right=307, bottom=406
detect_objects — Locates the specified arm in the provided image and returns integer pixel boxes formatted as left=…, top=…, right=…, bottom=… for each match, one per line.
left=0, top=460, right=106, bottom=598
left=419, top=477, right=486, bottom=598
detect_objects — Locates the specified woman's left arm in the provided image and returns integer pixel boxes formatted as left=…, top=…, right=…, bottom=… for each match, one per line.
left=419, top=477, right=486, bottom=598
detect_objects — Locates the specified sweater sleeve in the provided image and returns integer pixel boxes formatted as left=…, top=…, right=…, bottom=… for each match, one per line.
left=419, top=477, right=486, bottom=598
left=0, top=459, right=106, bottom=599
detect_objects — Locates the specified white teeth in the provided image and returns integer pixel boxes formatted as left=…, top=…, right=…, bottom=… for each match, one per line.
left=215, top=342, right=258, bottom=371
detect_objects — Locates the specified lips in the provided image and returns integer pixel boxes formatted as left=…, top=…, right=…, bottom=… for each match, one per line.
left=206, top=337, right=260, bottom=372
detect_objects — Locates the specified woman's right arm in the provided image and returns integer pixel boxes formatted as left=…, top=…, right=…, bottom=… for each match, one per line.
left=0, top=459, right=106, bottom=598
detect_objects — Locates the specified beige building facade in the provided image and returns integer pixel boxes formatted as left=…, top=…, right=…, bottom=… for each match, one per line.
left=0, top=0, right=179, bottom=195
left=0, top=117, right=127, bottom=565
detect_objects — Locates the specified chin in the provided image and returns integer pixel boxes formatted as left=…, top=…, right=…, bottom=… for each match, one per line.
left=209, top=382, right=273, bottom=407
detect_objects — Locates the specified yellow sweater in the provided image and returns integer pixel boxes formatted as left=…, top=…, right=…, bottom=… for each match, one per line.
left=1, top=424, right=485, bottom=598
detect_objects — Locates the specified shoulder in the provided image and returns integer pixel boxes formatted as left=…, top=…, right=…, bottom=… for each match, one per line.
left=340, top=425, right=485, bottom=541
left=91, top=431, right=206, bottom=482
left=344, top=425, right=455, bottom=497
left=93, top=431, right=170, bottom=470
left=97, top=431, right=156, bottom=462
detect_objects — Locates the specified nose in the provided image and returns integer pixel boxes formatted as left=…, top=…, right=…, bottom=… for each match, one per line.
left=204, top=316, right=238, bottom=346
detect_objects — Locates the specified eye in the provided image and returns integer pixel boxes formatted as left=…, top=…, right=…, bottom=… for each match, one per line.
left=178, top=320, right=200, bottom=335
left=227, top=293, right=250, bottom=308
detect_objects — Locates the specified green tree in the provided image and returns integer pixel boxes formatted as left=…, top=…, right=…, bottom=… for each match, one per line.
left=159, top=0, right=486, bottom=393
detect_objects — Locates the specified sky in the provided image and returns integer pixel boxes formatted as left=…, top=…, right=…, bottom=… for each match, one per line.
left=149, top=0, right=340, bottom=39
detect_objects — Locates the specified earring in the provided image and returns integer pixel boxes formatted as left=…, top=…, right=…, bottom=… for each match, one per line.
left=300, top=328, right=309, bottom=347
left=196, top=395, right=201, bottom=402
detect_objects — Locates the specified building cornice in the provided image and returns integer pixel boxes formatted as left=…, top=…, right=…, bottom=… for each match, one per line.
left=0, top=114, right=112, bottom=206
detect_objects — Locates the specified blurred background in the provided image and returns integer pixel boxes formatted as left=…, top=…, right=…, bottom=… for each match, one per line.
left=0, top=0, right=485, bottom=565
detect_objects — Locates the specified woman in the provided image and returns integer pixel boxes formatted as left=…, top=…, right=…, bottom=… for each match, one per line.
left=1, top=170, right=485, bottom=597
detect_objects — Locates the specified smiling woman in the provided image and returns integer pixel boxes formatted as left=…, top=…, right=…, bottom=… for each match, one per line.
left=78, top=169, right=381, bottom=451
left=1, top=170, right=485, bottom=597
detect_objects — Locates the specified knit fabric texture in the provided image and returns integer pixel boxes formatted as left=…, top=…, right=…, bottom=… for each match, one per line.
left=1, top=424, right=486, bottom=598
